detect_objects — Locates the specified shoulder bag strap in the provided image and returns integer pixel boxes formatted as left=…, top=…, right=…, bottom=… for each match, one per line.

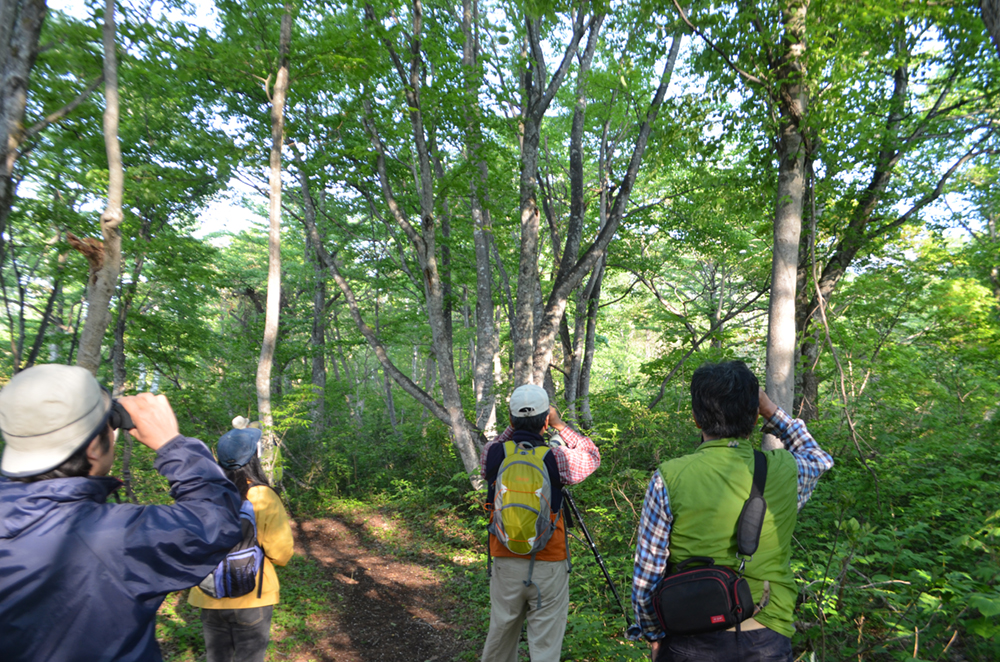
left=751, top=449, right=767, bottom=498
left=736, top=450, right=769, bottom=563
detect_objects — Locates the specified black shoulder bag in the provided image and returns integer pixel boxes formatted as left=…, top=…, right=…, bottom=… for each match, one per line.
left=652, top=450, right=768, bottom=636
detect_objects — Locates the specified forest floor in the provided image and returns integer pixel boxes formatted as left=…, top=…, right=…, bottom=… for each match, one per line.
left=157, top=508, right=486, bottom=662
left=279, top=515, right=474, bottom=662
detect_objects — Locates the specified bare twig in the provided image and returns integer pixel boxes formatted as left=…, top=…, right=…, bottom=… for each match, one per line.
left=647, top=287, right=769, bottom=409
left=807, top=159, right=881, bottom=506
left=670, top=0, right=765, bottom=86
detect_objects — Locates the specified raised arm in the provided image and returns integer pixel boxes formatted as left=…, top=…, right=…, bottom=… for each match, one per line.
left=758, top=389, right=834, bottom=511
left=113, top=395, right=242, bottom=599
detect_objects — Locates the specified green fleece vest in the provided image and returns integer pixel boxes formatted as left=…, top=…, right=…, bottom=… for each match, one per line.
left=659, top=438, right=799, bottom=638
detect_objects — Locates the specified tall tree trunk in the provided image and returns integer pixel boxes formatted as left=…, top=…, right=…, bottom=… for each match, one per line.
left=299, top=167, right=326, bottom=442
left=571, top=104, right=613, bottom=425
left=983, top=0, right=1000, bottom=57
left=512, top=11, right=588, bottom=386
left=559, top=22, right=607, bottom=420
left=112, top=296, right=137, bottom=503
left=23, top=274, right=60, bottom=370
left=708, top=264, right=725, bottom=350
left=67, top=298, right=82, bottom=364
left=763, top=0, right=809, bottom=450
left=111, top=217, right=150, bottom=395
left=2, top=240, right=28, bottom=371
left=352, top=1, right=487, bottom=487
left=797, top=328, right=820, bottom=420
left=790, top=54, right=980, bottom=420
left=528, top=31, right=680, bottom=386
left=383, top=367, right=398, bottom=431
left=111, top=287, right=128, bottom=395
left=578, top=262, right=603, bottom=428
left=463, top=0, right=498, bottom=436
left=373, top=291, right=398, bottom=433
left=256, top=2, right=291, bottom=478
left=112, top=219, right=151, bottom=505
left=560, top=26, right=593, bottom=418
left=0, top=0, right=47, bottom=264
left=75, top=0, right=123, bottom=376
left=988, top=214, right=999, bottom=304
left=308, top=226, right=326, bottom=441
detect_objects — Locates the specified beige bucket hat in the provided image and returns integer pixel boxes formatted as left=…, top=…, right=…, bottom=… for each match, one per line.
left=0, top=364, right=111, bottom=477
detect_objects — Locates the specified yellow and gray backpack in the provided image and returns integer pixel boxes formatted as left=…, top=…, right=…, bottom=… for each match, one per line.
left=488, top=440, right=563, bottom=604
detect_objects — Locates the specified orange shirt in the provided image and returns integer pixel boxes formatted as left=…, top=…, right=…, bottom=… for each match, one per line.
left=490, top=515, right=568, bottom=561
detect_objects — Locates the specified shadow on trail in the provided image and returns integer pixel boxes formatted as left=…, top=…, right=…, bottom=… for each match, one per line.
left=285, top=516, right=471, bottom=662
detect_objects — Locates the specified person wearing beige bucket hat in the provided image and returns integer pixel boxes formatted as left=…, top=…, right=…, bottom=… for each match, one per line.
left=0, top=364, right=243, bottom=662
left=0, top=364, right=117, bottom=478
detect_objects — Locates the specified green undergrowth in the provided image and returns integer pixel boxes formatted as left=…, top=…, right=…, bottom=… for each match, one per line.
left=148, top=390, right=1000, bottom=661
left=283, top=423, right=661, bottom=661
left=157, top=555, right=334, bottom=662
left=274, top=390, right=1000, bottom=662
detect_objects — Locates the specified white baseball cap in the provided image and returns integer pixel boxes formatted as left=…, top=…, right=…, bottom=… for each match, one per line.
left=0, top=364, right=111, bottom=477
left=509, top=384, right=549, bottom=418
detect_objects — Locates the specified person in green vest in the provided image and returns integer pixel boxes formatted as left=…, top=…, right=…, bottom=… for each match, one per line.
left=629, top=360, right=833, bottom=661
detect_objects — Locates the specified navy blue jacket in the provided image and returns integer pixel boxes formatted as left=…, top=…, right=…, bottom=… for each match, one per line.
left=0, top=435, right=242, bottom=662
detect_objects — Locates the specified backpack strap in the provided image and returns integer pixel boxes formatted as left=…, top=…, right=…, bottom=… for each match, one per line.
left=564, top=514, right=571, bottom=575
left=751, top=450, right=767, bottom=498
left=524, top=551, right=542, bottom=610
left=251, top=490, right=270, bottom=599
left=256, top=544, right=266, bottom=599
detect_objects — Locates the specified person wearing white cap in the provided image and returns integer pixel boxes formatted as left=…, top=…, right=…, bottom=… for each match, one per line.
left=480, top=384, right=601, bottom=662
left=0, top=364, right=243, bottom=662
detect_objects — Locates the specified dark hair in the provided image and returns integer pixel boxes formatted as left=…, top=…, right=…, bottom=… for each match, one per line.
left=690, top=361, right=760, bottom=439
left=510, top=411, right=549, bottom=434
left=10, top=427, right=114, bottom=483
left=224, top=455, right=271, bottom=501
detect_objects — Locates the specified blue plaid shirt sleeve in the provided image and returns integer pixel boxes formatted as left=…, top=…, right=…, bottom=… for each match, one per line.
left=630, top=470, right=672, bottom=641
left=761, top=407, right=834, bottom=511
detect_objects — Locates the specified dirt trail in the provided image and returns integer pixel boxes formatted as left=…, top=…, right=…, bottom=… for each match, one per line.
left=279, top=516, right=472, bottom=662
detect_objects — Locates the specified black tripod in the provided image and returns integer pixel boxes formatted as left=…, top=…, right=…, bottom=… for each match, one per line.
left=562, top=488, right=634, bottom=630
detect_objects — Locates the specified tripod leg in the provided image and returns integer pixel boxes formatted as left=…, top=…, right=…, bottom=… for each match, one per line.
left=562, top=489, right=634, bottom=629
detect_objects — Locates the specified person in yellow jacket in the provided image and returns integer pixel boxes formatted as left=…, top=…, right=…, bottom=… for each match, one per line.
left=189, top=426, right=294, bottom=662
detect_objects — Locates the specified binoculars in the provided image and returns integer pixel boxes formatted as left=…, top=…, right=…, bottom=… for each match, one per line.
left=109, top=401, right=135, bottom=431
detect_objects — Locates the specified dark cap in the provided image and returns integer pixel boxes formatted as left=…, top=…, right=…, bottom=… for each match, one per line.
left=216, top=427, right=261, bottom=470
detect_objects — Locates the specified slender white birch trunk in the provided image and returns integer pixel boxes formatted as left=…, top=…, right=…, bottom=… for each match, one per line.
left=256, top=2, right=292, bottom=477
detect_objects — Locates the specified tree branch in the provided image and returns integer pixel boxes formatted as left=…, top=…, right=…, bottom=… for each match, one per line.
left=671, top=0, right=765, bottom=86
left=19, top=74, right=104, bottom=147
left=866, top=139, right=995, bottom=242
left=296, top=183, right=449, bottom=423
left=647, top=287, right=769, bottom=409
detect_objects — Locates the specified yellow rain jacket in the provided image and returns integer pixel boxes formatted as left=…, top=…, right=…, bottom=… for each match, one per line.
left=188, top=485, right=294, bottom=609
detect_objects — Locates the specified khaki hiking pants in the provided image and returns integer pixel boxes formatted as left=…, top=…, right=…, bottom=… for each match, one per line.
left=481, top=557, right=570, bottom=662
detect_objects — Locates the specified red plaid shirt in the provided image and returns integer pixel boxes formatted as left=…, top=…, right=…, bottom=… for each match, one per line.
left=480, top=424, right=601, bottom=485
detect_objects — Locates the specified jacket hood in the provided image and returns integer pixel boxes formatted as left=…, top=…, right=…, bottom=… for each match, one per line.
left=0, top=475, right=121, bottom=539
